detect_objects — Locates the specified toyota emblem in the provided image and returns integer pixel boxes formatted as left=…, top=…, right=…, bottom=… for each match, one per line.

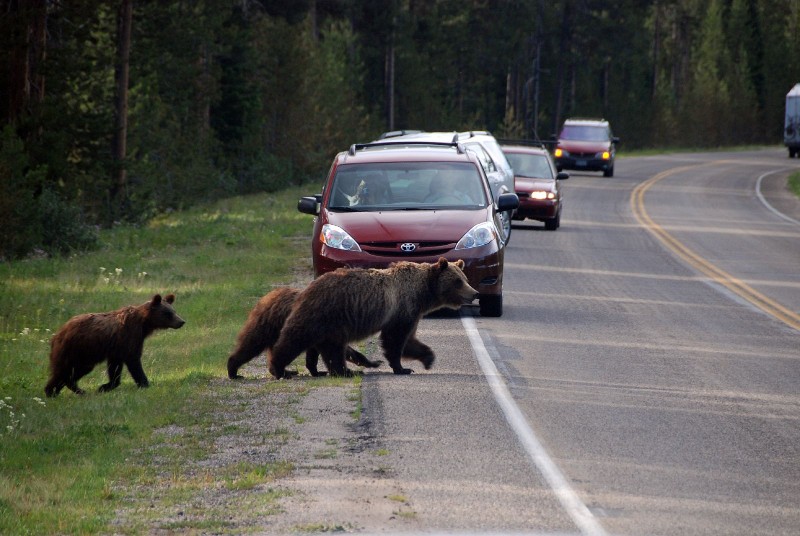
left=400, top=243, right=416, bottom=252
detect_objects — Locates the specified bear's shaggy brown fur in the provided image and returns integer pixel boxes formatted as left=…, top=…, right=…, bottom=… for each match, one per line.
left=227, top=287, right=381, bottom=379
left=45, top=294, right=185, bottom=397
left=269, top=258, right=477, bottom=379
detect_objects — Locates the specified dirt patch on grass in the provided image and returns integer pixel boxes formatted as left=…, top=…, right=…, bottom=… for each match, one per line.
left=111, top=356, right=417, bottom=534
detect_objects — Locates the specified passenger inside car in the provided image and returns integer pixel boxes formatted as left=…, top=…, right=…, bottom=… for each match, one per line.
left=348, top=172, right=392, bottom=206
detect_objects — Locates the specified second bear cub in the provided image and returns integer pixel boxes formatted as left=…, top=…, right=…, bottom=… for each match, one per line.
left=227, top=287, right=381, bottom=379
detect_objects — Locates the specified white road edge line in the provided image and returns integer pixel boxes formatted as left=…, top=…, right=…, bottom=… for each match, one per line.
left=461, top=315, right=609, bottom=536
left=755, top=169, right=800, bottom=226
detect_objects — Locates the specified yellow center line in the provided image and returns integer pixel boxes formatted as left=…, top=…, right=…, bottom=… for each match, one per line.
left=630, top=163, right=800, bottom=332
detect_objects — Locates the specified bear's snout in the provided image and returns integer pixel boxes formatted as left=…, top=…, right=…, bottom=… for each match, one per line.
left=461, top=284, right=479, bottom=303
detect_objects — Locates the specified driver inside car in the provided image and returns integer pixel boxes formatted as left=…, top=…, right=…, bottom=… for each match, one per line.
left=424, top=170, right=474, bottom=204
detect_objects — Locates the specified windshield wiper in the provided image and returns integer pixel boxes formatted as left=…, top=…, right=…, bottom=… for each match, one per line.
left=329, top=206, right=365, bottom=212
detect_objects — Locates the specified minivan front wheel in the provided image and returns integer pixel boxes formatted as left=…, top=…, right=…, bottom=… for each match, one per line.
left=480, top=293, right=503, bottom=317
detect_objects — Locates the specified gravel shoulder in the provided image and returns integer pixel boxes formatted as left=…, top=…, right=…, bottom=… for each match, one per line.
left=111, top=343, right=419, bottom=535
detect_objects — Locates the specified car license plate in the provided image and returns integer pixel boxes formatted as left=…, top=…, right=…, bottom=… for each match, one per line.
left=576, top=159, right=587, bottom=166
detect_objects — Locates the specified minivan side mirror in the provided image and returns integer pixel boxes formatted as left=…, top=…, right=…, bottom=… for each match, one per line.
left=497, top=192, right=520, bottom=212
left=297, top=196, right=320, bottom=215
left=557, top=172, right=570, bottom=180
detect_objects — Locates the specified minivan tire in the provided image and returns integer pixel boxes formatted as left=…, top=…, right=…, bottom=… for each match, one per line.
left=480, top=294, right=503, bottom=317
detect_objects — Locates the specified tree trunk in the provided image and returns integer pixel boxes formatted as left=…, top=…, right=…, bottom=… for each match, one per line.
left=110, top=0, right=132, bottom=220
left=5, top=0, right=46, bottom=125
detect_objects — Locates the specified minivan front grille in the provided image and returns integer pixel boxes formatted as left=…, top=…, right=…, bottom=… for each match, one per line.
left=361, top=241, right=455, bottom=257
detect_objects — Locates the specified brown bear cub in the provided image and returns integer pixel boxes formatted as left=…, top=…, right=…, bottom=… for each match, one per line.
left=269, top=258, right=478, bottom=379
left=45, top=294, right=185, bottom=397
left=227, top=287, right=381, bottom=379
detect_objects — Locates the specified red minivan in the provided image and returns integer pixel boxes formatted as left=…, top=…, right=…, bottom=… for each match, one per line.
left=297, top=140, right=519, bottom=316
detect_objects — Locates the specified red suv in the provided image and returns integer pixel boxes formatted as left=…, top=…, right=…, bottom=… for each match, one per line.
left=553, top=118, right=619, bottom=177
left=297, top=140, right=519, bottom=316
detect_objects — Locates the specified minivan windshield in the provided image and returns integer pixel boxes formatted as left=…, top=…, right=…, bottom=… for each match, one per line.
left=328, top=162, right=488, bottom=211
left=559, top=125, right=609, bottom=142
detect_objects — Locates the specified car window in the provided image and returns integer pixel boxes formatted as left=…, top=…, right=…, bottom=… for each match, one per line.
left=328, top=162, right=488, bottom=210
left=479, top=138, right=513, bottom=172
left=463, top=143, right=497, bottom=174
left=504, top=153, right=555, bottom=179
left=559, top=125, right=610, bottom=142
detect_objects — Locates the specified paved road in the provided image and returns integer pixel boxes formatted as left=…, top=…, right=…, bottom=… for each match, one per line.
left=361, top=148, right=800, bottom=535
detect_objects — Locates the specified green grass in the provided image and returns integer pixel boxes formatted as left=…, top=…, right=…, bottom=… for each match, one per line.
left=788, top=171, right=800, bottom=199
left=0, top=186, right=349, bottom=535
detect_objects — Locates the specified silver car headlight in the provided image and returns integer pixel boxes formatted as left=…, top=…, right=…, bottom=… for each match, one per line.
left=320, top=224, right=362, bottom=251
left=455, top=222, right=497, bottom=250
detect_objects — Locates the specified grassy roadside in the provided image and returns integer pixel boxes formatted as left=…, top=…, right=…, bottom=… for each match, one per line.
left=788, top=171, right=800, bottom=198
left=0, top=186, right=346, bottom=534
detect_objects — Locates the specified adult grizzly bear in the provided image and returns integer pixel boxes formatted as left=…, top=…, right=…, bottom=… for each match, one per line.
left=269, top=258, right=478, bottom=379
left=44, top=294, right=185, bottom=397
left=227, top=287, right=381, bottom=379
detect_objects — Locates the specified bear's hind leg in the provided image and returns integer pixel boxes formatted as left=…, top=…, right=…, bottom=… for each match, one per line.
left=227, top=330, right=272, bottom=379
left=65, top=362, right=94, bottom=394
left=44, top=377, right=65, bottom=397
left=305, top=348, right=326, bottom=377
left=269, top=328, right=313, bottom=379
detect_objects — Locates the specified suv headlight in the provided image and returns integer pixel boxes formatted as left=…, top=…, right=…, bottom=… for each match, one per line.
left=554, top=148, right=566, bottom=158
left=455, top=222, right=497, bottom=250
left=320, top=224, right=362, bottom=251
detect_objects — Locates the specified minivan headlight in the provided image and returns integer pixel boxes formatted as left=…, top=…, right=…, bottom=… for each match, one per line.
left=320, top=224, right=362, bottom=251
left=455, top=222, right=497, bottom=250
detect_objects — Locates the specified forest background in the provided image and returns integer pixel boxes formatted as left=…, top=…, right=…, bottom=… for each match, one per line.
left=1, top=0, right=799, bottom=260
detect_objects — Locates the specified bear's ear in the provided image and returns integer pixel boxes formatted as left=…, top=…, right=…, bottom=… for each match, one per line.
left=165, top=294, right=176, bottom=304
left=436, top=257, right=449, bottom=270
left=150, top=294, right=163, bottom=307
left=454, top=259, right=465, bottom=270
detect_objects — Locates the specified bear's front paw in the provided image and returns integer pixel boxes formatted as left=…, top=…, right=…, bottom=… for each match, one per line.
left=392, top=367, right=414, bottom=375
left=137, top=382, right=150, bottom=389
left=98, top=383, right=114, bottom=392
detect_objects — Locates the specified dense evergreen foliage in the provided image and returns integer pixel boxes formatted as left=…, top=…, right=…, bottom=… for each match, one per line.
left=1, top=0, right=799, bottom=259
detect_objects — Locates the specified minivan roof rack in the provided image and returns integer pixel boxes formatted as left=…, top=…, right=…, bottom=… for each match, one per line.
left=497, top=138, right=555, bottom=149
left=348, top=140, right=465, bottom=156
left=460, top=130, right=492, bottom=138
left=378, top=129, right=424, bottom=139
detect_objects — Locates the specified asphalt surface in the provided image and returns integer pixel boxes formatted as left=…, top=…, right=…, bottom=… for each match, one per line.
left=360, top=148, right=800, bottom=536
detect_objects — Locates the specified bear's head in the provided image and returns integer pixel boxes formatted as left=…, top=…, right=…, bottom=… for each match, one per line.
left=429, top=258, right=478, bottom=310
left=146, top=294, right=186, bottom=331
